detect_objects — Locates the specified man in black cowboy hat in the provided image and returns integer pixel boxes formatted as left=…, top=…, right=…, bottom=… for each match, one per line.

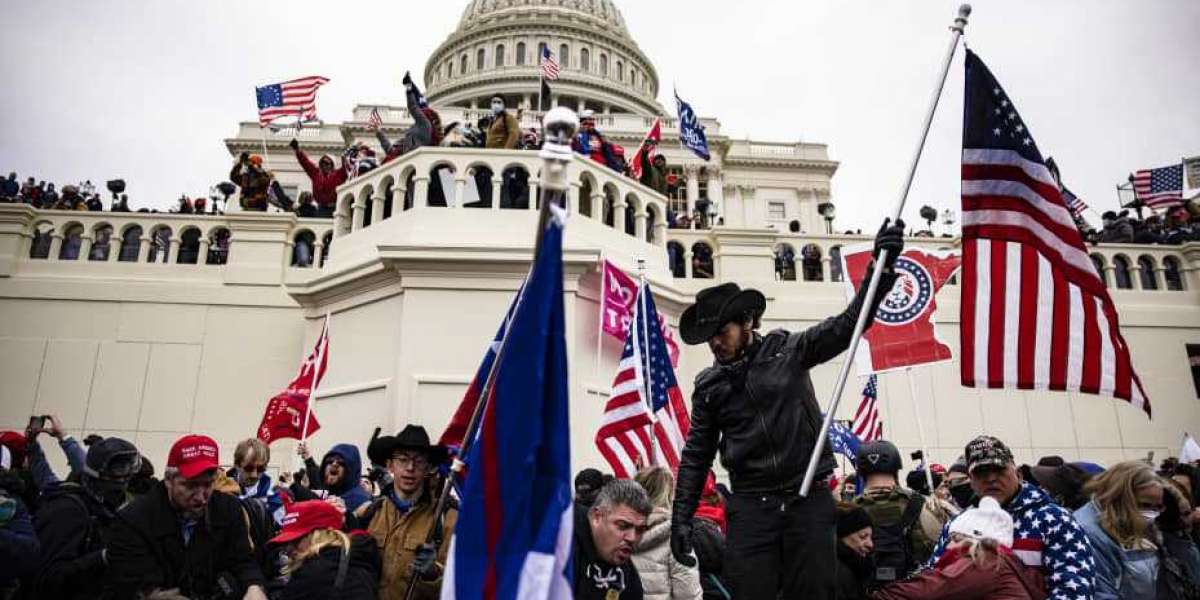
left=361, top=425, right=454, bottom=600
left=670, top=220, right=905, bottom=599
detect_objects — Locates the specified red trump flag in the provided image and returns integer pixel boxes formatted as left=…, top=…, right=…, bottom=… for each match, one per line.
left=257, top=318, right=328, bottom=443
left=841, top=245, right=961, bottom=375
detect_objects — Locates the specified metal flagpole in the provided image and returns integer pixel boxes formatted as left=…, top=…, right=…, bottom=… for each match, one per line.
left=801, top=4, right=971, bottom=497
left=638, top=258, right=658, bottom=466
left=905, top=367, right=936, bottom=494
left=596, top=250, right=607, bottom=378
left=295, top=313, right=329, bottom=471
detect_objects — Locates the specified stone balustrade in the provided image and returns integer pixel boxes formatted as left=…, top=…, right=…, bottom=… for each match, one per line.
left=330, top=146, right=671, bottom=249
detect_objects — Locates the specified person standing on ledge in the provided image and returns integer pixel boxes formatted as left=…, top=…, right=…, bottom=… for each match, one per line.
left=670, top=219, right=905, bottom=599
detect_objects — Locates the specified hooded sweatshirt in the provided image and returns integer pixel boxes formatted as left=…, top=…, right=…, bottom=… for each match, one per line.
left=293, top=148, right=347, bottom=208
left=320, top=444, right=370, bottom=513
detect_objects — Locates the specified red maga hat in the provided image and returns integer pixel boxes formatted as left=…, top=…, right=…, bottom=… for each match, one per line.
left=269, top=500, right=343, bottom=545
left=167, top=434, right=220, bottom=479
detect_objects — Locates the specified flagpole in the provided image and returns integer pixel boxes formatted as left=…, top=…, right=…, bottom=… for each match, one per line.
left=296, top=312, right=329, bottom=471
left=905, top=367, right=936, bottom=494
left=638, top=258, right=658, bottom=466
left=403, top=107, right=578, bottom=600
left=801, top=4, right=971, bottom=497
left=596, top=251, right=606, bottom=379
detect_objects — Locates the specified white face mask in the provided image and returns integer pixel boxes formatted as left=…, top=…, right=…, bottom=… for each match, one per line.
left=1141, top=509, right=1161, bottom=523
left=490, top=101, right=504, bottom=115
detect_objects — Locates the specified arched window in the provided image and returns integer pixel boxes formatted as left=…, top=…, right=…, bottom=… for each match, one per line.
left=90, top=225, right=113, bottom=261
left=495, top=44, right=505, bottom=67
left=29, top=225, right=52, bottom=259
left=147, top=226, right=171, bottom=263
left=580, top=48, right=590, bottom=72
left=830, top=246, right=844, bottom=283
left=624, top=202, right=635, bottom=236
left=1112, top=255, right=1133, bottom=290
left=600, top=54, right=608, bottom=76
left=447, top=60, right=453, bottom=78
left=1164, top=256, right=1185, bottom=291
left=460, top=54, right=468, bottom=74
left=667, top=241, right=685, bottom=278
left=617, top=60, right=624, bottom=81
left=320, top=231, right=333, bottom=267
left=1137, top=256, right=1158, bottom=290
left=118, top=226, right=142, bottom=262
left=59, top=224, right=84, bottom=261
left=801, top=244, right=823, bottom=281
left=476, top=48, right=485, bottom=71
left=559, top=44, right=569, bottom=68
left=691, top=242, right=714, bottom=279
left=177, top=229, right=201, bottom=264
left=292, top=231, right=316, bottom=268
left=774, top=244, right=797, bottom=281
left=1090, top=254, right=1108, bottom=287
left=630, top=69, right=636, bottom=87
left=645, top=204, right=659, bottom=244
left=516, top=42, right=526, bottom=65
left=206, top=228, right=231, bottom=265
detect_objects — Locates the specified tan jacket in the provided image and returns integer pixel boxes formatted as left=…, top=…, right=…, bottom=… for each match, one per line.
left=631, top=507, right=703, bottom=600
left=485, top=111, right=520, bottom=149
left=368, top=496, right=458, bottom=600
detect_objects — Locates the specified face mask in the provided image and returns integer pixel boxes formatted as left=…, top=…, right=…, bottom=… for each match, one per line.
left=950, top=483, right=974, bottom=508
left=490, top=102, right=504, bottom=115
left=1141, top=509, right=1161, bottom=523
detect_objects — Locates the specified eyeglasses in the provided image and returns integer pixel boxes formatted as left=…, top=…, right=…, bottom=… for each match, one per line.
left=390, top=455, right=430, bottom=470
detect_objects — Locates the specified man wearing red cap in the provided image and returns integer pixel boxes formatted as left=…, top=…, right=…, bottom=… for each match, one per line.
left=105, top=434, right=267, bottom=600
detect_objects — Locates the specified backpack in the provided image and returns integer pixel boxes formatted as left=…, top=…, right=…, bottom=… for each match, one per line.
left=867, top=494, right=925, bottom=586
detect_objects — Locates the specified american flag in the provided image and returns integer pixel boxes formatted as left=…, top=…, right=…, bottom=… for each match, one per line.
left=367, top=107, right=383, bottom=131
left=1061, top=186, right=1088, bottom=221
left=540, top=47, right=560, bottom=81
left=851, top=375, right=883, bottom=442
left=255, top=76, right=329, bottom=127
left=959, top=50, right=1149, bottom=415
left=596, top=283, right=690, bottom=479
left=1132, top=163, right=1184, bottom=210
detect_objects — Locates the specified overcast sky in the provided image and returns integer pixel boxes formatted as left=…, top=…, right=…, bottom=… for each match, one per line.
left=2, top=0, right=1196, bottom=231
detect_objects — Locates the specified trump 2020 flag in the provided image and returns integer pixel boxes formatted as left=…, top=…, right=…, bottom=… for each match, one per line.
left=600, top=259, right=681, bottom=367
left=841, top=245, right=961, bottom=375
left=256, top=316, right=328, bottom=443
left=442, top=207, right=573, bottom=599
left=675, top=91, right=710, bottom=161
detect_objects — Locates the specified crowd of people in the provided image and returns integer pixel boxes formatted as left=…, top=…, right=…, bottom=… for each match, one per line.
left=1087, top=208, right=1200, bottom=246
left=0, top=175, right=135, bottom=212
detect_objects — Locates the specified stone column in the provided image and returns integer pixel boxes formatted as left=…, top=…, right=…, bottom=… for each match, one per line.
left=371, top=195, right=385, bottom=224
left=577, top=98, right=586, bottom=113
left=821, top=255, right=832, bottom=282
left=613, top=200, right=627, bottom=232
left=1153, top=266, right=1167, bottom=291
left=634, top=210, right=648, bottom=241
left=312, top=239, right=324, bottom=268
left=602, top=104, right=611, bottom=115
left=653, top=220, right=667, bottom=249
left=591, top=194, right=605, bottom=222
left=685, top=165, right=700, bottom=219
left=136, top=236, right=151, bottom=263
left=167, top=237, right=181, bottom=264
left=351, top=197, right=367, bottom=230
left=412, top=176, right=430, bottom=208
left=48, top=233, right=64, bottom=261
left=523, top=93, right=532, bottom=110
left=198, top=239, right=211, bottom=265
left=529, top=179, right=541, bottom=211
left=707, top=167, right=724, bottom=227
left=108, top=237, right=121, bottom=262
left=79, top=235, right=93, bottom=261
left=1104, top=264, right=1116, bottom=288
left=1182, top=242, right=1200, bottom=291
left=333, top=209, right=348, bottom=238
left=684, top=250, right=693, bottom=278
left=492, top=174, right=504, bottom=210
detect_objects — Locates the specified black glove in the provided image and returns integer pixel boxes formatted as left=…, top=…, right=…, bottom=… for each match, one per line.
left=873, top=218, right=905, bottom=271
left=402, top=71, right=415, bottom=91
left=411, top=542, right=439, bottom=581
left=288, top=138, right=299, bottom=151
left=670, top=521, right=697, bottom=567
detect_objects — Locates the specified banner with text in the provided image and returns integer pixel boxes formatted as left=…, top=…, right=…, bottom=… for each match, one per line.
left=601, top=259, right=680, bottom=367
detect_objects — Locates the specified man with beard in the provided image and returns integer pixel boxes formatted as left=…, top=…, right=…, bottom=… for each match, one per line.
left=574, top=479, right=652, bottom=599
left=670, top=220, right=905, bottom=599
left=105, top=434, right=267, bottom=600
left=29, top=437, right=140, bottom=600
left=299, top=442, right=371, bottom=514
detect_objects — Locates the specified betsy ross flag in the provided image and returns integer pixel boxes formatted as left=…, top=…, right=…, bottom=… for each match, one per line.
left=959, top=50, right=1149, bottom=415
left=628, top=118, right=662, bottom=181
left=596, top=283, right=691, bottom=479
left=1132, top=163, right=1184, bottom=210
left=540, top=47, right=560, bottom=80
left=367, top=107, right=383, bottom=131
left=852, top=375, right=883, bottom=443
left=256, top=76, right=329, bottom=126
left=256, top=316, right=328, bottom=443
left=441, top=208, right=572, bottom=600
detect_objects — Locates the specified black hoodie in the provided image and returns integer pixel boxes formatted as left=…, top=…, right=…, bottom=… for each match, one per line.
left=572, top=505, right=644, bottom=600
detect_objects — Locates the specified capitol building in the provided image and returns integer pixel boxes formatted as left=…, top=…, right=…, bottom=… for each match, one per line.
left=1, top=0, right=1197, bottom=477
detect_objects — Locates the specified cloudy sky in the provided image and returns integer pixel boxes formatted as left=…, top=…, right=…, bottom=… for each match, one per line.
left=2, top=0, right=1196, bottom=231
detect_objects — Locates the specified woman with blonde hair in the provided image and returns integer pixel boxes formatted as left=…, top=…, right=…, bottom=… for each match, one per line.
left=268, top=500, right=380, bottom=600
left=633, top=467, right=703, bottom=600
left=1074, top=461, right=1165, bottom=599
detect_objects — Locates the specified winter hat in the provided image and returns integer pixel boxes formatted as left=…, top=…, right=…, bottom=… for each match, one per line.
left=949, top=496, right=1014, bottom=548
left=836, top=504, right=873, bottom=538
left=83, top=437, right=141, bottom=480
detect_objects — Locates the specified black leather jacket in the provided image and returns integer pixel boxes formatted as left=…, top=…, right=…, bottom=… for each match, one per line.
left=673, top=270, right=897, bottom=524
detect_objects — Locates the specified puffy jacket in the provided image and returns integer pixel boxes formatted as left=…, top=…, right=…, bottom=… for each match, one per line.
left=104, top=481, right=265, bottom=600
left=280, top=532, right=381, bottom=600
left=631, top=507, right=703, bottom=600
left=673, top=270, right=897, bottom=524
left=293, top=148, right=347, bottom=208
left=29, top=483, right=115, bottom=600
left=926, top=482, right=1094, bottom=600
left=1074, top=500, right=1157, bottom=600
left=872, top=546, right=1045, bottom=600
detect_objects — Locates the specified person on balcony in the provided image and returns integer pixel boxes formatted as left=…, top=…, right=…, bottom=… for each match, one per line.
left=572, top=110, right=621, bottom=172
left=639, top=146, right=668, bottom=196
left=377, top=73, right=435, bottom=164
left=484, top=96, right=519, bottom=150
left=289, top=138, right=346, bottom=218
left=230, top=152, right=271, bottom=211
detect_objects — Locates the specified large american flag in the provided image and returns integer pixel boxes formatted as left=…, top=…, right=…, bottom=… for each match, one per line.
left=256, top=76, right=329, bottom=126
left=540, top=47, right=560, bottom=81
left=959, top=50, right=1149, bottom=415
left=1132, top=163, right=1184, bottom=210
left=852, top=375, right=883, bottom=442
left=596, top=283, right=690, bottom=479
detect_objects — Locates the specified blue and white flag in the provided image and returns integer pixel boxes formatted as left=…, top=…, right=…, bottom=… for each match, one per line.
left=829, top=418, right=861, bottom=461
left=442, top=207, right=573, bottom=599
left=675, top=91, right=710, bottom=161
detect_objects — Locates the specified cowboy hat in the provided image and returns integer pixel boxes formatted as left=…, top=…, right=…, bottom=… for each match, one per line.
left=679, top=283, right=766, bottom=345
left=368, top=424, right=449, bottom=467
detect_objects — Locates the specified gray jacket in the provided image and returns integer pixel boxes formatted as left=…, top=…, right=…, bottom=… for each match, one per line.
left=376, top=87, right=432, bottom=159
left=1075, top=500, right=1158, bottom=600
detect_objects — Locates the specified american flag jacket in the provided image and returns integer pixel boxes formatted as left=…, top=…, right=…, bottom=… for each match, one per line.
left=925, top=481, right=1096, bottom=600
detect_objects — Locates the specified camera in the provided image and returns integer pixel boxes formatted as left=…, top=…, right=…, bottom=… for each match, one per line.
left=106, top=179, right=125, bottom=199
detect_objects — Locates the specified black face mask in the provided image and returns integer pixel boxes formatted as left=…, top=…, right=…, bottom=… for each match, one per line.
left=949, top=483, right=974, bottom=509
left=86, top=477, right=130, bottom=510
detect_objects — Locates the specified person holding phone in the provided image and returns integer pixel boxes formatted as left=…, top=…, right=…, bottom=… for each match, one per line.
left=25, top=414, right=88, bottom=493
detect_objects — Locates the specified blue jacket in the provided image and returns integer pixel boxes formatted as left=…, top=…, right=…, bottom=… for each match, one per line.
left=0, top=494, right=40, bottom=587
left=322, top=444, right=370, bottom=513
left=927, top=481, right=1096, bottom=600
left=1074, top=500, right=1158, bottom=600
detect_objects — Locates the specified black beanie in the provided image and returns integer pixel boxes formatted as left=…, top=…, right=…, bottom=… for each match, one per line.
left=836, top=504, right=873, bottom=538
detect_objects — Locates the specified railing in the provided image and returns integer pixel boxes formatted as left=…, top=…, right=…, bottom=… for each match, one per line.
left=330, top=147, right=671, bottom=249
left=344, top=105, right=720, bottom=136
left=725, top=139, right=833, bottom=162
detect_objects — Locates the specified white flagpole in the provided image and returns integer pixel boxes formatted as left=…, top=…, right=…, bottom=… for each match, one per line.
left=638, top=258, right=658, bottom=466
left=905, top=367, right=936, bottom=494
left=596, top=253, right=607, bottom=378
left=299, top=313, right=329, bottom=442
left=801, top=4, right=971, bottom=497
